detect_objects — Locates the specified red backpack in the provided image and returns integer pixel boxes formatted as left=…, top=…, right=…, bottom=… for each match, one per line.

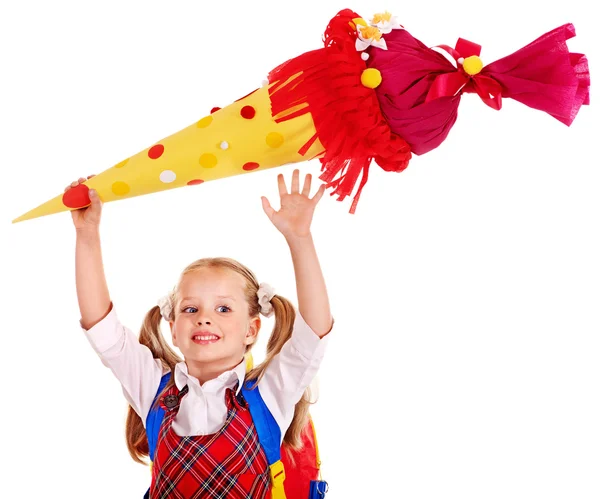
left=283, top=418, right=328, bottom=497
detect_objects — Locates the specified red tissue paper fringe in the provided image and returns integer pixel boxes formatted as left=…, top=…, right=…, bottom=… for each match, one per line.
left=267, top=9, right=412, bottom=213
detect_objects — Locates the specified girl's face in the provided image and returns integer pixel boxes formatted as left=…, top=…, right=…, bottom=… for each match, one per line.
left=170, top=267, right=260, bottom=379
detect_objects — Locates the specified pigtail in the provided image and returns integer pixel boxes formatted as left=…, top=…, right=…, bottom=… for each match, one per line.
left=246, top=295, right=313, bottom=453
left=125, top=304, right=182, bottom=464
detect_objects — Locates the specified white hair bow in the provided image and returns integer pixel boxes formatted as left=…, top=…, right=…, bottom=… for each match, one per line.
left=157, top=295, right=173, bottom=321
left=257, top=282, right=275, bottom=317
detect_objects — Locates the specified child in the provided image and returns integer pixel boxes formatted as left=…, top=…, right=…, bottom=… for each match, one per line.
left=69, top=169, right=333, bottom=498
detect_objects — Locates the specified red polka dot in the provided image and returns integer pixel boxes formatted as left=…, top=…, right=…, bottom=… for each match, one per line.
left=234, top=89, right=258, bottom=102
left=210, top=107, right=221, bottom=114
left=62, top=184, right=90, bottom=209
left=243, top=162, right=260, bottom=171
left=240, top=106, right=256, bottom=119
left=187, top=179, right=205, bottom=185
left=148, top=144, right=164, bottom=159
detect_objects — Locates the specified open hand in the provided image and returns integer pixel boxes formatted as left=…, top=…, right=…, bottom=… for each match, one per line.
left=65, top=175, right=102, bottom=231
left=261, top=169, right=325, bottom=240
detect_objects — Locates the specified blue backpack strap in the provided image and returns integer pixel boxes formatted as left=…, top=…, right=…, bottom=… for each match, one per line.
left=241, top=379, right=286, bottom=498
left=145, top=372, right=171, bottom=463
left=241, top=379, right=281, bottom=463
left=142, top=372, right=171, bottom=498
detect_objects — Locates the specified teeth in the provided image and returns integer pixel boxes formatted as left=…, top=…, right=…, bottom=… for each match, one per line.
left=193, top=335, right=218, bottom=341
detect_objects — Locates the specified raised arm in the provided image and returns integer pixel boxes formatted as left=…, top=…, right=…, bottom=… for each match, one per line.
left=261, top=169, right=333, bottom=337
left=68, top=177, right=164, bottom=422
left=67, top=176, right=111, bottom=329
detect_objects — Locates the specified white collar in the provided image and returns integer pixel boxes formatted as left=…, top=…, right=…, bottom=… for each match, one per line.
left=173, top=359, right=246, bottom=394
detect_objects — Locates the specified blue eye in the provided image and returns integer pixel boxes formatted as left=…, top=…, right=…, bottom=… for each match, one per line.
left=181, top=306, right=230, bottom=313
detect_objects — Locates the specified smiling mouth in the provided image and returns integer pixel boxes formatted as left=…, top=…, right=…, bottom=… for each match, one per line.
left=191, top=335, right=220, bottom=345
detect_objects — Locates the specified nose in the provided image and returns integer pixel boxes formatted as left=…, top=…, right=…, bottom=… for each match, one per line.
left=195, top=312, right=211, bottom=325
left=191, top=306, right=212, bottom=325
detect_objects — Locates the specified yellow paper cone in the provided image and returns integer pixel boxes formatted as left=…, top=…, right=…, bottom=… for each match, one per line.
left=13, top=85, right=323, bottom=223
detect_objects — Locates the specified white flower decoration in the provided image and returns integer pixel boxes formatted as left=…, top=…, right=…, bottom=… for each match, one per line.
left=354, top=18, right=387, bottom=51
left=369, top=11, right=403, bottom=34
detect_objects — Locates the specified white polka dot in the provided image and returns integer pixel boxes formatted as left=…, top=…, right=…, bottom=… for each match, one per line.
left=361, top=52, right=369, bottom=61
left=160, top=170, right=176, bottom=183
left=457, top=57, right=465, bottom=64
left=220, top=141, right=229, bottom=150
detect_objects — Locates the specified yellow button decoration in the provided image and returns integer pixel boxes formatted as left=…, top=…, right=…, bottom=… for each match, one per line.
left=266, top=132, right=285, bottom=148
left=361, top=68, right=382, bottom=89
left=199, top=153, right=218, bottom=168
left=463, top=55, right=483, bottom=76
left=112, top=181, right=131, bottom=196
left=114, top=159, right=129, bottom=169
left=196, top=116, right=213, bottom=128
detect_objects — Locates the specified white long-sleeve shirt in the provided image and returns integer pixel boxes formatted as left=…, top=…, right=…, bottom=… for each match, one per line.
left=83, top=306, right=330, bottom=442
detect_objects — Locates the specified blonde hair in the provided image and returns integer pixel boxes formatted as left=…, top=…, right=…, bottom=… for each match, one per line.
left=125, top=257, right=311, bottom=464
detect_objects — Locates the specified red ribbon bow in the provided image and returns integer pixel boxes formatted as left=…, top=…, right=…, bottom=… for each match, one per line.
left=426, top=38, right=503, bottom=110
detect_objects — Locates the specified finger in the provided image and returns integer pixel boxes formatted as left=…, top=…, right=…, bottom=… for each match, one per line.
left=70, top=180, right=79, bottom=188
left=291, top=169, right=300, bottom=194
left=87, top=174, right=96, bottom=179
left=78, top=177, right=86, bottom=184
left=301, top=173, right=312, bottom=197
left=89, top=189, right=103, bottom=209
left=311, top=183, right=326, bottom=204
left=277, top=174, right=287, bottom=197
left=261, top=196, right=275, bottom=220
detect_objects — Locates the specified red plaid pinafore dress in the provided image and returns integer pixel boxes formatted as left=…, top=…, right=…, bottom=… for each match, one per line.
left=149, top=382, right=271, bottom=499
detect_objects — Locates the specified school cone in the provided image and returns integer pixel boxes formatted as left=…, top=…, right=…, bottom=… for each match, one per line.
left=13, top=9, right=589, bottom=223
left=12, top=85, right=323, bottom=224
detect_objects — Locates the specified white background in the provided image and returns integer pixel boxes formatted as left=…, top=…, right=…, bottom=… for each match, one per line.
left=1, top=1, right=598, bottom=498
